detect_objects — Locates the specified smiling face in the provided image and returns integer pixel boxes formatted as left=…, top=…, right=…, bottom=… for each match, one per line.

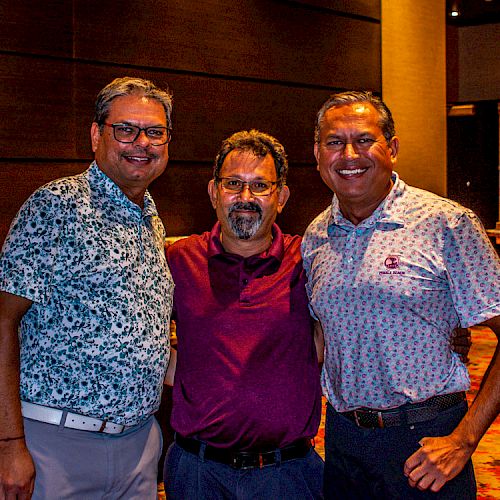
left=315, top=102, right=399, bottom=223
left=208, top=149, right=289, bottom=255
left=91, top=94, right=169, bottom=205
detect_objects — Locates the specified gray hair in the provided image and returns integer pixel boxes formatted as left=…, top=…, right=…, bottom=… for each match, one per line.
left=93, top=77, right=173, bottom=131
left=214, top=129, right=288, bottom=187
left=314, top=90, right=395, bottom=144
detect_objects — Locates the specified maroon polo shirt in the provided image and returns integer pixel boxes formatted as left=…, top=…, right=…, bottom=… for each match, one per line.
left=167, top=222, right=322, bottom=450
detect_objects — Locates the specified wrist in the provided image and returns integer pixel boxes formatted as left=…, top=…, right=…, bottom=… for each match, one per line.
left=450, top=427, right=478, bottom=452
left=0, top=435, right=25, bottom=442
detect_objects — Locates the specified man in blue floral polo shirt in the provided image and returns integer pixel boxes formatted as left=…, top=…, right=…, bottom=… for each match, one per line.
left=302, top=91, right=500, bottom=499
left=0, top=77, right=174, bottom=499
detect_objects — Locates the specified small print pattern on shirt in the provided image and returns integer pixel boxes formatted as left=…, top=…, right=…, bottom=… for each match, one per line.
left=0, top=163, right=174, bottom=425
left=302, top=172, right=500, bottom=411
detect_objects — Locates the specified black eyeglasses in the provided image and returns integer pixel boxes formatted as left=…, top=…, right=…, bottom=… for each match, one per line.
left=104, top=123, right=172, bottom=146
left=216, top=177, right=278, bottom=196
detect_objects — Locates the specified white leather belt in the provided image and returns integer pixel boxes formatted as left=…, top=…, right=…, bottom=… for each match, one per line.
left=21, top=401, right=129, bottom=434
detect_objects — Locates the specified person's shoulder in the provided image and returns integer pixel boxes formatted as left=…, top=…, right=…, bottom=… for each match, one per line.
left=166, top=232, right=210, bottom=261
left=31, top=170, right=89, bottom=202
left=404, top=185, right=472, bottom=221
left=303, top=205, right=331, bottom=240
left=282, top=232, right=302, bottom=253
left=15, top=170, right=89, bottom=221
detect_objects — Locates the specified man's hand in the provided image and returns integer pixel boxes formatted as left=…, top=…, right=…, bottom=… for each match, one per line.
left=405, top=315, right=500, bottom=493
left=403, top=433, right=473, bottom=492
left=0, top=440, right=35, bottom=499
left=450, top=327, right=472, bottom=364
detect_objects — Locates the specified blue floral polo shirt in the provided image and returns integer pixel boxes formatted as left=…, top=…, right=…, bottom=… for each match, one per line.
left=302, top=172, right=500, bottom=412
left=0, top=162, right=174, bottom=425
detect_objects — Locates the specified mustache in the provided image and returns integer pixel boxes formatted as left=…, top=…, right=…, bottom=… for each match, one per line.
left=120, top=148, right=159, bottom=160
left=228, top=202, right=262, bottom=215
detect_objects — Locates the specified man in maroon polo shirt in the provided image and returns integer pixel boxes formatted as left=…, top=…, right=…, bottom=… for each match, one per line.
left=163, top=129, right=324, bottom=499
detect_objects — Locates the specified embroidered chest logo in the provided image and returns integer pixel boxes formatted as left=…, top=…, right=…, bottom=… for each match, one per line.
left=384, top=255, right=399, bottom=269
left=379, top=255, right=405, bottom=275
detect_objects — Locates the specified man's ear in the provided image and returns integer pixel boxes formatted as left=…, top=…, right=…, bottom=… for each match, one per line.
left=389, top=136, right=399, bottom=165
left=277, top=185, right=290, bottom=214
left=207, top=179, right=218, bottom=209
left=91, top=122, right=101, bottom=153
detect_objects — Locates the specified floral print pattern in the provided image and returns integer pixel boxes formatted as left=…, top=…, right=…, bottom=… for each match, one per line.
left=302, top=173, right=500, bottom=412
left=0, top=162, right=174, bottom=425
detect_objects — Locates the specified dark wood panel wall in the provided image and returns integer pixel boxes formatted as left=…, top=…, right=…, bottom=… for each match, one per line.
left=0, top=0, right=380, bottom=242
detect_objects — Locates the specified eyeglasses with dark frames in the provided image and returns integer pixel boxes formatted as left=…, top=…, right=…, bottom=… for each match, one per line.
left=216, top=177, right=278, bottom=196
left=104, top=123, right=172, bottom=146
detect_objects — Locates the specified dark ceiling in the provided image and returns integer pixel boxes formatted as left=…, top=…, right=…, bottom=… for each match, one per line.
left=446, top=0, right=500, bottom=26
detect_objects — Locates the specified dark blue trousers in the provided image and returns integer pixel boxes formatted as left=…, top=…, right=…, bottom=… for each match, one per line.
left=164, top=441, right=324, bottom=499
left=324, top=401, right=476, bottom=499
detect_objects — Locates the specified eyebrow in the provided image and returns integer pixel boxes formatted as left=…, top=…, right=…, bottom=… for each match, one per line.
left=115, top=120, right=166, bottom=127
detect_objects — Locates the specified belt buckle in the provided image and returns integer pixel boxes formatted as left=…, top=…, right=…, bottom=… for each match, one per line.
left=98, top=420, right=108, bottom=433
left=353, top=410, right=385, bottom=429
left=232, top=451, right=266, bottom=470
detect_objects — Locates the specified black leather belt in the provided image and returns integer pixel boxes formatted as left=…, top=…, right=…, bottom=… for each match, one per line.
left=175, top=434, right=312, bottom=469
left=340, top=392, right=466, bottom=429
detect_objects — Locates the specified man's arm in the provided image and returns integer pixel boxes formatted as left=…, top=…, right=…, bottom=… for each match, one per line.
left=450, top=327, right=472, bottom=364
left=164, top=348, right=177, bottom=386
left=314, top=321, right=325, bottom=365
left=0, top=291, right=35, bottom=499
left=404, top=315, right=500, bottom=492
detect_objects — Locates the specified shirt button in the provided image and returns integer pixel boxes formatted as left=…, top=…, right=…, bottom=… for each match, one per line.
left=356, top=228, right=363, bottom=236
left=242, top=278, right=248, bottom=285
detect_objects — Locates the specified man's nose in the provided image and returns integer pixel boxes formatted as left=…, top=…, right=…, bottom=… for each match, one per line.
left=239, top=183, right=255, bottom=200
left=343, top=142, right=359, bottom=159
left=134, top=129, right=151, bottom=147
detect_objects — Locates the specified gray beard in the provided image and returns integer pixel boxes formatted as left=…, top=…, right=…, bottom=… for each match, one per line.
left=228, top=203, right=263, bottom=240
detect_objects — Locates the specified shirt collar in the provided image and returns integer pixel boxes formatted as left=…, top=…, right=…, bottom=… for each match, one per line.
left=207, top=222, right=284, bottom=274
left=329, top=171, right=407, bottom=230
left=88, top=161, right=158, bottom=219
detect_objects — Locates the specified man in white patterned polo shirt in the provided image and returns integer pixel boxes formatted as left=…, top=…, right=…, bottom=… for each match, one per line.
left=0, top=77, right=174, bottom=499
left=302, top=90, right=499, bottom=499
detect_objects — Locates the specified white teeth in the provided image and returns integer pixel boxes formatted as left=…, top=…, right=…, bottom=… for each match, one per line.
left=338, top=168, right=366, bottom=175
left=129, top=157, right=148, bottom=161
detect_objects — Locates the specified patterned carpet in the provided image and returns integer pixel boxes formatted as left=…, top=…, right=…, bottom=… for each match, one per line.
left=159, top=326, right=499, bottom=499
left=314, top=326, right=500, bottom=499
left=467, top=326, right=500, bottom=499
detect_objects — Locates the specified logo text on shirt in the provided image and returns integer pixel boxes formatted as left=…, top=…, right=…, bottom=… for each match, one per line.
left=380, top=255, right=405, bottom=275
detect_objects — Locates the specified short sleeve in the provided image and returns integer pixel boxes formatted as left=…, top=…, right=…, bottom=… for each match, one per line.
left=444, top=210, right=500, bottom=326
left=0, top=188, right=64, bottom=304
left=301, top=224, right=320, bottom=321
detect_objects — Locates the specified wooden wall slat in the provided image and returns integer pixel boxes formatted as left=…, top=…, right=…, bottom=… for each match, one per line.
left=0, top=55, right=76, bottom=158
left=74, top=0, right=381, bottom=90
left=149, top=163, right=216, bottom=237
left=73, top=64, right=335, bottom=163
left=1, top=57, right=360, bottom=163
left=286, top=0, right=380, bottom=19
left=279, top=162, right=333, bottom=235
left=0, top=162, right=88, bottom=244
left=0, top=0, right=73, bottom=56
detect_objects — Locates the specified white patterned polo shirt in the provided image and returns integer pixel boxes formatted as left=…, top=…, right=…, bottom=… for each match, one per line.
left=302, top=172, right=500, bottom=411
left=0, top=162, right=174, bottom=425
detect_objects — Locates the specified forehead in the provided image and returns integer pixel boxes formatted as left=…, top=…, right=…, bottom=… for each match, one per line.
left=107, top=94, right=166, bottom=124
left=321, top=102, right=382, bottom=135
left=220, top=150, right=277, bottom=180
